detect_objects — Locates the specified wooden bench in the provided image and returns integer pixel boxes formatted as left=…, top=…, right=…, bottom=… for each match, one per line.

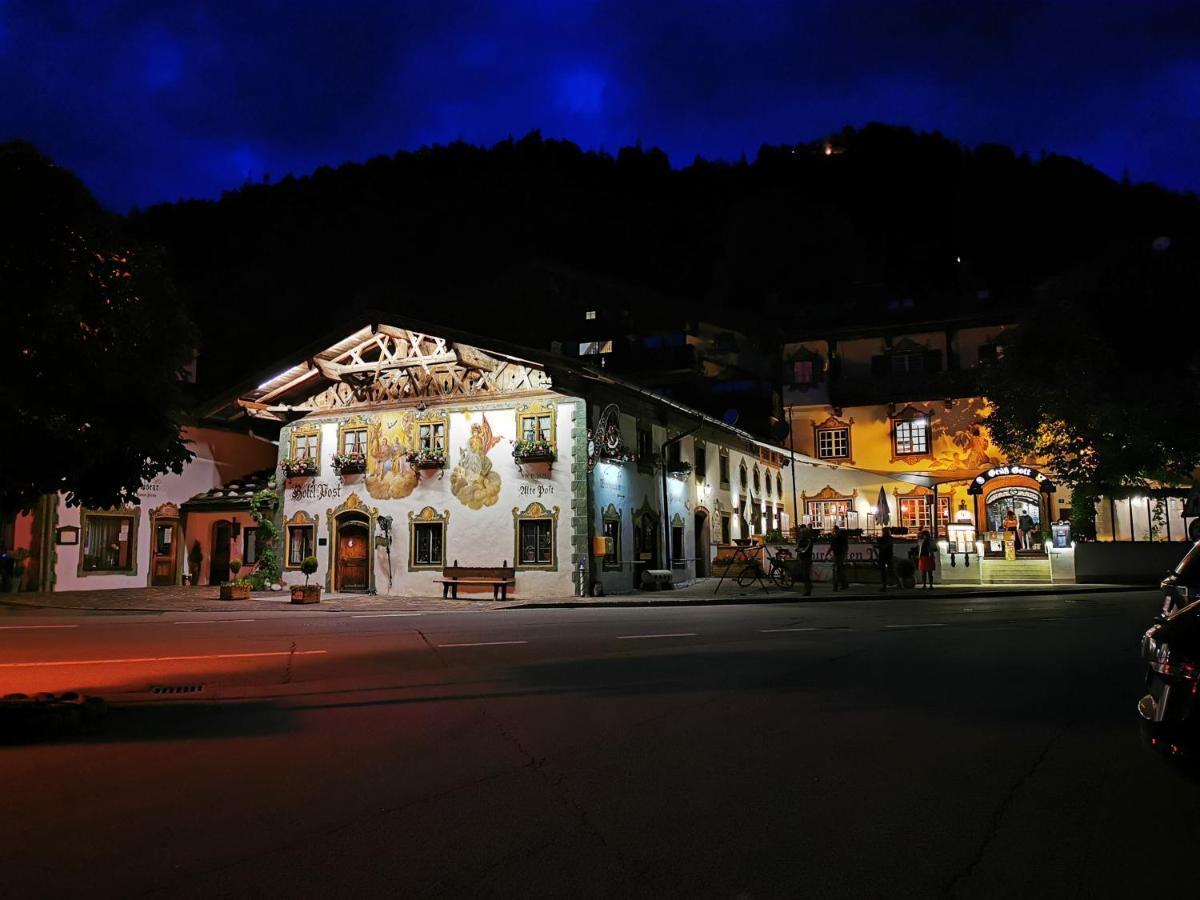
left=434, top=559, right=516, bottom=600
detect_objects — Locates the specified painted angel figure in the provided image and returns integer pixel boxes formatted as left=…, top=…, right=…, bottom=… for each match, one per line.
left=451, top=413, right=503, bottom=509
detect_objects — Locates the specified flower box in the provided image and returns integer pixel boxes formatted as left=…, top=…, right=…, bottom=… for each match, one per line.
left=513, top=439, right=556, bottom=464
left=331, top=453, right=366, bottom=476
left=281, top=458, right=319, bottom=478
left=220, top=583, right=251, bottom=601
left=406, top=449, right=447, bottom=470
left=290, top=585, right=321, bottom=604
left=667, top=462, right=693, bottom=479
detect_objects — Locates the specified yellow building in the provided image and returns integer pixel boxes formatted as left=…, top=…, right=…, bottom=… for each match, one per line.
left=781, top=314, right=1079, bottom=582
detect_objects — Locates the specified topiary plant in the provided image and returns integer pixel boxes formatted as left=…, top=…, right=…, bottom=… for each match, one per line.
left=301, top=555, right=318, bottom=585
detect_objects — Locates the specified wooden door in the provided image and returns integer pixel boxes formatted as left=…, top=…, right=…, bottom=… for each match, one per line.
left=694, top=511, right=709, bottom=577
left=152, top=519, right=178, bottom=586
left=337, top=523, right=369, bottom=592
left=210, top=522, right=231, bottom=585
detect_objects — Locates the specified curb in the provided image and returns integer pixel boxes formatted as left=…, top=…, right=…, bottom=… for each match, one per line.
left=505, top=584, right=1149, bottom=610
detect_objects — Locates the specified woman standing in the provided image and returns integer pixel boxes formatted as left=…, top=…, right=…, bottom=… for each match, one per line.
left=917, top=529, right=936, bottom=589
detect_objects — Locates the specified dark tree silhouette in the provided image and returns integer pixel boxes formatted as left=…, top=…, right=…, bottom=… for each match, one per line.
left=0, top=142, right=196, bottom=515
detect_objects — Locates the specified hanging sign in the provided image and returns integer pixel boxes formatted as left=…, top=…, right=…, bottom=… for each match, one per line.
left=968, top=465, right=1054, bottom=494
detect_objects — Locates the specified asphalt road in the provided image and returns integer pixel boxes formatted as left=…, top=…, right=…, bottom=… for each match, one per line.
left=1, top=590, right=1196, bottom=899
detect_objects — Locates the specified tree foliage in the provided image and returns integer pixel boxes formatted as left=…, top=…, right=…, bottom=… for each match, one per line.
left=984, top=237, right=1200, bottom=501
left=0, top=142, right=196, bottom=515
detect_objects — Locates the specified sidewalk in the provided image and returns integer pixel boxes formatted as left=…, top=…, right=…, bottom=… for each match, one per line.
left=0, top=579, right=1147, bottom=615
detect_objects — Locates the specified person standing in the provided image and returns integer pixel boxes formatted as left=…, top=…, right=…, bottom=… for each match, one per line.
left=917, top=529, right=936, bottom=589
left=1018, top=511, right=1035, bottom=549
left=795, top=525, right=814, bottom=596
left=829, top=524, right=849, bottom=591
left=876, top=528, right=896, bottom=592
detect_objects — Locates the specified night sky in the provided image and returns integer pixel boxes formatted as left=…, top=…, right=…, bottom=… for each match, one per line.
left=3, top=1, right=1198, bottom=211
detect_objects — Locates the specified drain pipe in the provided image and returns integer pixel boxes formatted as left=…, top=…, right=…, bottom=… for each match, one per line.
left=661, top=423, right=703, bottom=571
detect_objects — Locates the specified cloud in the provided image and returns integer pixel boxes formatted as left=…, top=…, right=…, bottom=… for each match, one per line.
left=0, top=0, right=1196, bottom=210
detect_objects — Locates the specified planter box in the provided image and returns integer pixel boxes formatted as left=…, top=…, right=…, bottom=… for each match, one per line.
left=282, top=465, right=318, bottom=478
left=219, top=584, right=250, bottom=601
left=415, top=460, right=446, bottom=471
left=514, top=452, right=555, bottom=464
left=291, top=585, right=321, bottom=604
left=335, top=462, right=366, bottom=476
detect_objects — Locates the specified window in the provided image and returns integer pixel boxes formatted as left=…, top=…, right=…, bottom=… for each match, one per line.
left=579, top=339, right=613, bottom=355
left=412, top=523, right=444, bottom=567
left=419, top=420, right=447, bottom=451
left=517, top=402, right=556, bottom=450
left=242, top=527, right=258, bottom=566
left=671, top=524, right=685, bottom=569
left=342, top=427, right=367, bottom=457
left=291, top=426, right=320, bottom=461
left=719, top=450, right=730, bottom=486
left=603, top=517, right=620, bottom=569
left=720, top=514, right=732, bottom=544
left=520, top=521, right=552, bottom=565
left=637, top=426, right=654, bottom=472
left=817, top=427, right=850, bottom=459
left=892, top=415, right=930, bottom=456
left=80, top=510, right=138, bottom=574
left=585, top=310, right=597, bottom=320
left=408, top=507, right=449, bottom=570
left=695, top=443, right=707, bottom=482
left=740, top=463, right=748, bottom=491
left=777, top=474, right=784, bottom=498
left=792, top=360, right=814, bottom=385
left=807, top=500, right=851, bottom=529
left=513, top=502, right=559, bottom=570
left=287, top=525, right=314, bottom=567
left=900, top=498, right=932, bottom=530
left=765, top=470, right=773, bottom=498
left=753, top=466, right=761, bottom=494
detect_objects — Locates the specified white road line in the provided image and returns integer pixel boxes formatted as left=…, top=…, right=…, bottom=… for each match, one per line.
left=173, top=619, right=256, bottom=625
left=0, top=649, right=328, bottom=669
left=760, top=627, right=820, bottom=633
left=436, top=640, right=528, bottom=648
left=351, top=613, right=423, bottom=618
left=616, top=633, right=698, bottom=640
left=886, top=623, right=947, bottom=629
left=0, top=624, right=79, bottom=630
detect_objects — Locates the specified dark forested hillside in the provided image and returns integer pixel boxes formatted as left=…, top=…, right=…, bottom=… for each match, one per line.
left=126, top=124, right=1200, bottom=396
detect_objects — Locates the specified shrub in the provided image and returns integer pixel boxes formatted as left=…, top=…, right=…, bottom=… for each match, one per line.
left=301, top=556, right=318, bottom=585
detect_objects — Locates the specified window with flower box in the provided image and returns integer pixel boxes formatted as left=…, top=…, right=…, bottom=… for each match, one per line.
left=284, top=425, right=321, bottom=477
left=515, top=402, right=556, bottom=462
left=334, top=417, right=368, bottom=474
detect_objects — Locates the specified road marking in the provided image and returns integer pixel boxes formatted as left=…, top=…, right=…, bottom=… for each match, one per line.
left=760, top=627, right=820, bottom=633
left=616, top=633, right=698, bottom=640
left=885, top=623, right=947, bottom=629
left=436, top=640, right=528, bottom=648
left=173, top=619, right=256, bottom=625
left=352, top=613, right=423, bottom=618
left=0, top=624, right=79, bottom=630
left=0, top=649, right=328, bottom=669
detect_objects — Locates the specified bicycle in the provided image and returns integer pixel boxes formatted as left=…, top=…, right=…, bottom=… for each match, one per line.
left=736, top=547, right=795, bottom=589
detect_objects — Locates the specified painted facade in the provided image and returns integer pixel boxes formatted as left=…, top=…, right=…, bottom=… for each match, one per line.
left=212, top=316, right=806, bottom=599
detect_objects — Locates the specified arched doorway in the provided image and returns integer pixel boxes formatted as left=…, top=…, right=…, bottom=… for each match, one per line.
left=335, top=516, right=370, bottom=592
left=694, top=508, right=711, bottom=577
left=632, top=497, right=660, bottom=589
left=210, top=520, right=232, bottom=586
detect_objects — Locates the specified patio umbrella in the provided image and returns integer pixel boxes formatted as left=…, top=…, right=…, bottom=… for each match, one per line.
left=876, top=486, right=891, bottom=527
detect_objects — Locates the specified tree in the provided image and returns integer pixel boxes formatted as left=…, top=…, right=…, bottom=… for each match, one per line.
left=0, top=142, right=196, bottom=515
left=984, top=237, right=1200, bottom=534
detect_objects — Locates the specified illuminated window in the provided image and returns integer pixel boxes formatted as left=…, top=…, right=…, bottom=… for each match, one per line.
left=80, top=510, right=138, bottom=574
left=291, top=426, right=320, bottom=461
left=893, top=418, right=929, bottom=456
left=900, top=498, right=932, bottom=530
left=585, top=310, right=597, bottom=320
left=817, top=427, right=850, bottom=459
left=408, top=507, right=448, bottom=570
left=518, top=402, right=556, bottom=445
left=284, top=511, right=318, bottom=570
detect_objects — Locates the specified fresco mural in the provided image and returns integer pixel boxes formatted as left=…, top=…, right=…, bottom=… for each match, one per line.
left=931, top=423, right=1005, bottom=471
left=450, top=412, right=503, bottom=509
left=365, top=413, right=420, bottom=500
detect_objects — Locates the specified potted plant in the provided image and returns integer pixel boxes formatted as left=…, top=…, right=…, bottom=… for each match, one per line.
left=291, top=556, right=321, bottom=603
left=667, top=460, right=693, bottom=479
left=406, top=447, right=447, bottom=471
left=280, top=456, right=319, bottom=478
left=512, top=437, right=556, bottom=463
left=331, top=450, right=366, bottom=475
left=219, top=559, right=251, bottom=600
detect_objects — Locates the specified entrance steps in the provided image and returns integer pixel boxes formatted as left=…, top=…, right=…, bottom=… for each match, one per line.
left=979, top=557, right=1053, bottom=584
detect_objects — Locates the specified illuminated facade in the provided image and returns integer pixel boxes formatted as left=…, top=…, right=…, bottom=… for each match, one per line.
left=205, top=313, right=804, bottom=598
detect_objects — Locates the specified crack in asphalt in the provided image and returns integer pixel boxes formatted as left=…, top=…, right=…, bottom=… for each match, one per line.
left=944, top=732, right=1060, bottom=898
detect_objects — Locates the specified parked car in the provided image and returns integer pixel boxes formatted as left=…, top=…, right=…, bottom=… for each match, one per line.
left=1159, top=539, right=1200, bottom=616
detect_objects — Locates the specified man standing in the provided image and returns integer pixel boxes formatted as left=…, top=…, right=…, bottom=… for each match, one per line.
left=829, top=524, right=849, bottom=591
left=876, top=528, right=896, bottom=592
left=1018, top=511, right=1035, bottom=549
left=795, top=525, right=814, bottom=597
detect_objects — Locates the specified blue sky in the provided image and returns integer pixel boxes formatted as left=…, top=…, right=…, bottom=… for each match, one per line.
left=2, top=1, right=1197, bottom=210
